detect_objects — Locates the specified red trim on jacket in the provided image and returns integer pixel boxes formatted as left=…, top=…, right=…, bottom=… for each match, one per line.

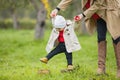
left=58, top=30, right=64, bottom=42
left=85, top=0, right=100, bottom=20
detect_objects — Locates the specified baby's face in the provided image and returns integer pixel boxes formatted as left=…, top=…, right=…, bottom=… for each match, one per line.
left=56, top=28, right=64, bottom=31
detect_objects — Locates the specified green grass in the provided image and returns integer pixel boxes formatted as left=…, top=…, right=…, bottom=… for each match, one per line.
left=0, top=29, right=119, bottom=80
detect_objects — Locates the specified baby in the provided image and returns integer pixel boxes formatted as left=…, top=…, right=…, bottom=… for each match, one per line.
left=40, top=15, right=81, bottom=71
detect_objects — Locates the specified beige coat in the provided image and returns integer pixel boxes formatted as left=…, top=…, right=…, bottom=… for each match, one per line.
left=46, top=21, right=81, bottom=53
left=57, top=0, right=120, bottom=40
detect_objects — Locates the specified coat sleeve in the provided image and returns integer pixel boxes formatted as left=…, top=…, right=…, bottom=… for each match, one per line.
left=46, top=29, right=56, bottom=53
left=83, top=0, right=105, bottom=19
left=57, top=0, right=72, bottom=11
left=46, top=29, right=59, bottom=53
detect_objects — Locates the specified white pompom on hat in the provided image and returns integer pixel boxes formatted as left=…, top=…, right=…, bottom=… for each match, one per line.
left=52, top=15, right=66, bottom=28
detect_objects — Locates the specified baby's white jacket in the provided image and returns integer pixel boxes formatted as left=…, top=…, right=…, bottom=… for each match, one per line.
left=46, top=20, right=81, bottom=53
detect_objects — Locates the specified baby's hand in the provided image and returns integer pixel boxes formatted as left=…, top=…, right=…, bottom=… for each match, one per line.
left=50, top=9, right=58, bottom=18
left=74, top=15, right=80, bottom=21
left=74, top=14, right=84, bottom=22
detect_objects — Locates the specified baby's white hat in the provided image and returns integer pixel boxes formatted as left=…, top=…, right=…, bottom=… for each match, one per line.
left=52, top=15, right=66, bottom=28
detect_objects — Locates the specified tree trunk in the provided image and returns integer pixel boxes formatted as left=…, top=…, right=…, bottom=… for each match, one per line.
left=30, top=0, right=46, bottom=39
left=81, top=20, right=87, bottom=34
left=35, top=4, right=46, bottom=39
left=73, top=0, right=87, bottom=34
left=11, top=8, right=19, bottom=29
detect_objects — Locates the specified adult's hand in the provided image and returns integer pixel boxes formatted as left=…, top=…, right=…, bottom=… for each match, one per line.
left=74, top=14, right=84, bottom=22
left=50, top=9, right=58, bottom=18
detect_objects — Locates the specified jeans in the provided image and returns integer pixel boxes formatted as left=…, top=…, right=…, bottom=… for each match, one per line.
left=97, top=18, right=120, bottom=44
left=46, top=42, right=72, bottom=65
left=97, top=18, right=107, bottom=43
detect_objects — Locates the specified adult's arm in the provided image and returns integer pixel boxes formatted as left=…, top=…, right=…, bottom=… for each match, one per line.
left=57, top=0, right=72, bottom=11
left=50, top=0, right=72, bottom=17
left=83, top=0, right=105, bottom=19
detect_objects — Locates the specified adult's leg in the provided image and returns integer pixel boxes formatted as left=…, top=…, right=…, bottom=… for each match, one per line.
left=113, top=37, right=120, bottom=77
left=96, top=18, right=107, bottom=74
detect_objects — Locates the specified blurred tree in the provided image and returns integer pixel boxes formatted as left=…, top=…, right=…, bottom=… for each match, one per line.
left=30, top=0, right=46, bottom=39
left=73, top=0, right=87, bottom=34
left=10, top=7, right=19, bottom=29
left=0, top=0, right=29, bottom=29
left=0, top=0, right=87, bottom=35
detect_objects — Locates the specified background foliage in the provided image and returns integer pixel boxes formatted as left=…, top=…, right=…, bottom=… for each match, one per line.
left=0, top=0, right=82, bottom=29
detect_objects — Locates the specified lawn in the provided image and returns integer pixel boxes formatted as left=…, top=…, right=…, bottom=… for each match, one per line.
left=0, top=29, right=119, bottom=80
